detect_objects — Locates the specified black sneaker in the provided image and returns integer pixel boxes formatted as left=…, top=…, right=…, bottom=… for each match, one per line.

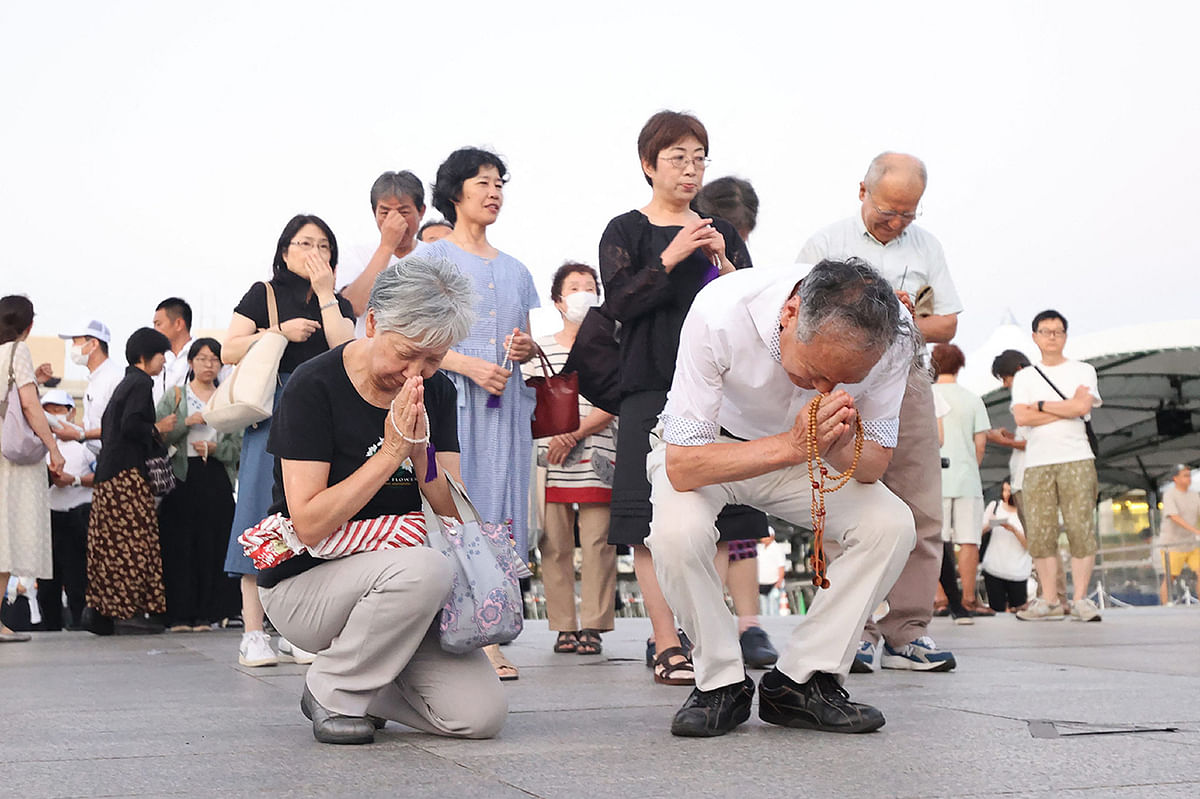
left=758, top=669, right=885, bottom=734
left=670, top=674, right=755, bottom=737
left=739, top=626, right=779, bottom=668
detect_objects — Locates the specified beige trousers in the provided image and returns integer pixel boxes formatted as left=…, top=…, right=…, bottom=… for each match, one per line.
left=260, top=547, right=507, bottom=738
left=645, top=433, right=915, bottom=690
left=864, top=365, right=945, bottom=648
left=541, top=502, right=616, bottom=632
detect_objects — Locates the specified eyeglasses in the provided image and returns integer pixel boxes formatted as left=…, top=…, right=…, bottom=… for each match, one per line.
left=659, top=155, right=711, bottom=171
left=290, top=239, right=332, bottom=253
left=1035, top=328, right=1066, bottom=338
left=868, top=194, right=921, bottom=222
left=192, top=356, right=221, bottom=365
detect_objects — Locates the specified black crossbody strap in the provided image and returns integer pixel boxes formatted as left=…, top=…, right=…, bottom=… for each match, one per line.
left=1032, top=365, right=1068, bottom=400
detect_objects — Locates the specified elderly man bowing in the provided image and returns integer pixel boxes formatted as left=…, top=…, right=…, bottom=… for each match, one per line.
left=647, top=258, right=919, bottom=738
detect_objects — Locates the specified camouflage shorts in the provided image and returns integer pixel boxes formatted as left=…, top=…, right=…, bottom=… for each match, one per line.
left=1021, top=459, right=1098, bottom=559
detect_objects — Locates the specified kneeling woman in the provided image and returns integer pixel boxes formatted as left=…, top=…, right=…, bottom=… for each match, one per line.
left=256, top=255, right=507, bottom=745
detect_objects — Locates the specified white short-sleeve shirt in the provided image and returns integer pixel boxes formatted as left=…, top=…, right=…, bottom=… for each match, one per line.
left=337, top=241, right=427, bottom=338
left=660, top=266, right=914, bottom=449
left=1009, top=359, right=1101, bottom=468
left=84, top=357, right=124, bottom=452
left=47, top=439, right=94, bottom=511
left=152, top=338, right=194, bottom=405
left=798, top=214, right=963, bottom=316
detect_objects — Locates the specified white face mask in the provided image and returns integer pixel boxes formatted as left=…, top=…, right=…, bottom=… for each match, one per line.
left=69, top=343, right=89, bottom=365
left=563, top=291, right=599, bottom=323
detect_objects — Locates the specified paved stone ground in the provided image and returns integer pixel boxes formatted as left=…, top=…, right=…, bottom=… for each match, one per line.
left=4, top=606, right=1198, bottom=798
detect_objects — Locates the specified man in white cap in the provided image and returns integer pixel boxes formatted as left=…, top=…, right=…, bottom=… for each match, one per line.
left=56, top=319, right=122, bottom=453
left=40, top=389, right=94, bottom=630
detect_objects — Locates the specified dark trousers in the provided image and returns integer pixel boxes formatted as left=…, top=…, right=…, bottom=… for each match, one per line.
left=938, top=541, right=966, bottom=612
left=158, top=458, right=240, bottom=625
left=38, top=504, right=91, bottom=630
left=983, top=571, right=1028, bottom=612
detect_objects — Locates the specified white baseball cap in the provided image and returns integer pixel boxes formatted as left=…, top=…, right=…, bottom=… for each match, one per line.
left=58, top=319, right=112, bottom=343
left=40, top=389, right=75, bottom=408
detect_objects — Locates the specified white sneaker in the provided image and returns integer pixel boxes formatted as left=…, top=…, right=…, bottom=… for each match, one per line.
left=850, top=640, right=878, bottom=673
left=880, top=636, right=957, bottom=672
left=277, top=636, right=316, bottom=664
left=238, top=630, right=278, bottom=667
left=1069, top=597, right=1102, bottom=622
left=1015, top=598, right=1066, bottom=621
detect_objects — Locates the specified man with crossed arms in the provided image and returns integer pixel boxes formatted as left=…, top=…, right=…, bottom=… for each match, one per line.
left=648, top=258, right=919, bottom=737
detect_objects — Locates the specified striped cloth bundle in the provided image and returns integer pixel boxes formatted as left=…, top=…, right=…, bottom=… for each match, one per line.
left=239, top=511, right=428, bottom=570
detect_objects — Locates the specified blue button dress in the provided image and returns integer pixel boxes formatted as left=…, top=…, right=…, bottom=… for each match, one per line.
left=423, top=239, right=540, bottom=559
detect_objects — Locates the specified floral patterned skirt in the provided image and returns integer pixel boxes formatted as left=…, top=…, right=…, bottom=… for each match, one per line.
left=86, top=467, right=167, bottom=619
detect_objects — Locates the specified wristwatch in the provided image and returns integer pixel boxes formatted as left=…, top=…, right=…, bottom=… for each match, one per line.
left=71, top=475, right=81, bottom=487
left=78, top=429, right=86, bottom=442
left=1037, top=400, right=1045, bottom=413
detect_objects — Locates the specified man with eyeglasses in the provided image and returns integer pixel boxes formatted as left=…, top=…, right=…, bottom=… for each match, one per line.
left=1010, top=310, right=1103, bottom=622
left=797, top=152, right=962, bottom=674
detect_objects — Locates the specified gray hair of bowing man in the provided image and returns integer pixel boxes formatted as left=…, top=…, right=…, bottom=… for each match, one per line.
left=367, top=253, right=477, bottom=349
left=793, top=257, right=924, bottom=366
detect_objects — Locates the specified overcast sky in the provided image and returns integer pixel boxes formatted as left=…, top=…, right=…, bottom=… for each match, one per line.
left=4, top=1, right=1197, bottom=381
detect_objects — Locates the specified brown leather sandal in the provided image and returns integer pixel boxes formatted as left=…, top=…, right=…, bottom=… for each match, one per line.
left=653, top=646, right=695, bottom=685
left=576, top=629, right=603, bottom=655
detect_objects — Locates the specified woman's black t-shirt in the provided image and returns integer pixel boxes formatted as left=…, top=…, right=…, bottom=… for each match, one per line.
left=256, top=343, right=459, bottom=587
left=234, top=273, right=355, bottom=375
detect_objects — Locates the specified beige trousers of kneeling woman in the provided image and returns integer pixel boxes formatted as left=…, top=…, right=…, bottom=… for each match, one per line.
left=260, top=547, right=507, bottom=738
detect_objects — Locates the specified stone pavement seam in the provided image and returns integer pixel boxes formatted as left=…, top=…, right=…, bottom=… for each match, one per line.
left=944, top=778, right=1200, bottom=799
left=404, top=743, right=548, bottom=799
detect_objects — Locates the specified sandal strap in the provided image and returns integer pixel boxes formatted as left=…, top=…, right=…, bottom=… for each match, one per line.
left=654, top=646, right=694, bottom=679
left=654, top=646, right=691, bottom=667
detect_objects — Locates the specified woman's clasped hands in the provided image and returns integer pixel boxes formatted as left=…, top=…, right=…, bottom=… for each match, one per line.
left=660, top=217, right=728, bottom=273
left=382, top=375, right=427, bottom=463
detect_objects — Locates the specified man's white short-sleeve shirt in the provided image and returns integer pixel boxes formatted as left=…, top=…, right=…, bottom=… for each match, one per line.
left=1009, top=359, right=1101, bottom=468
left=798, top=214, right=963, bottom=316
left=336, top=241, right=427, bottom=338
left=660, top=267, right=914, bottom=449
left=84, top=357, right=124, bottom=450
left=153, top=337, right=194, bottom=405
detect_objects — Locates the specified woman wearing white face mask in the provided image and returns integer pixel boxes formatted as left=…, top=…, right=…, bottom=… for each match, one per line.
left=522, top=263, right=617, bottom=656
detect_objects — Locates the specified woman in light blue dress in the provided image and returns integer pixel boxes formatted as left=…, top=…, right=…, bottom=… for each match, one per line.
left=425, top=147, right=538, bottom=680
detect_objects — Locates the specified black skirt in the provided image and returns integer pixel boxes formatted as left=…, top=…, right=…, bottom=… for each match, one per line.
left=607, top=390, right=767, bottom=547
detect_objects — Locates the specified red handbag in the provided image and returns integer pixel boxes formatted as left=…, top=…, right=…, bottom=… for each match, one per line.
left=525, top=343, right=580, bottom=439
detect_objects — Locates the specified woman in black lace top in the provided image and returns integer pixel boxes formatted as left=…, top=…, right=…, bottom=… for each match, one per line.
left=598, top=111, right=764, bottom=686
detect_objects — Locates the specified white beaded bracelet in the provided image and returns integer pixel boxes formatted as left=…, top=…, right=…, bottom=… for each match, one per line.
left=389, top=397, right=431, bottom=444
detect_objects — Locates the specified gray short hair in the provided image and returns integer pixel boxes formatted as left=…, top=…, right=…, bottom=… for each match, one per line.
left=370, top=170, right=425, bottom=211
left=863, top=152, right=927, bottom=190
left=367, top=253, right=476, bottom=349
left=793, top=258, right=923, bottom=366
